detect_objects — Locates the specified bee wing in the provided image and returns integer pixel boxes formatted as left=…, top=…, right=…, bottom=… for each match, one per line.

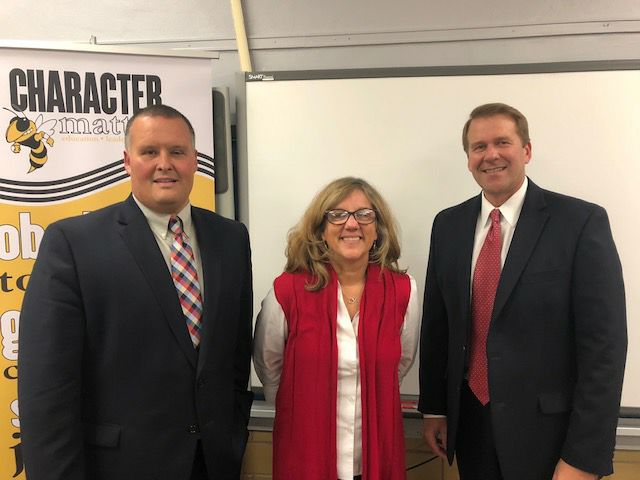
left=37, top=118, right=58, bottom=137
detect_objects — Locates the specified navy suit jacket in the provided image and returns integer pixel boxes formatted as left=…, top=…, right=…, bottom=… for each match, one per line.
left=19, top=195, right=253, bottom=480
left=418, top=179, right=627, bottom=478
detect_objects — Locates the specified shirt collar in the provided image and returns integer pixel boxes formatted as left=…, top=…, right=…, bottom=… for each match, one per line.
left=479, top=177, right=528, bottom=228
left=132, top=195, right=193, bottom=240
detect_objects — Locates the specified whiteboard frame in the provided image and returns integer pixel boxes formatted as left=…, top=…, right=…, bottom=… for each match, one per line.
left=238, top=61, right=640, bottom=413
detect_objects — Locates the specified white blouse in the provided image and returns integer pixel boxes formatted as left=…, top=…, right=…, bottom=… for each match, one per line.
left=253, top=275, right=420, bottom=479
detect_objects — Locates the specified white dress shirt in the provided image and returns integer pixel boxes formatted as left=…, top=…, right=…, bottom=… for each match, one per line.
left=253, top=274, right=420, bottom=479
left=471, top=177, right=528, bottom=278
left=132, top=196, right=205, bottom=296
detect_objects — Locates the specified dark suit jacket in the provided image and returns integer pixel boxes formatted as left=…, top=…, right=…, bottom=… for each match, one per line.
left=418, top=179, right=627, bottom=479
left=18, top=195, right=254, bottom=480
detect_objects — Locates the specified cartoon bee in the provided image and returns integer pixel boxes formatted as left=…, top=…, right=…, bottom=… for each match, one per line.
left=4, top=107, right=56, bottom=173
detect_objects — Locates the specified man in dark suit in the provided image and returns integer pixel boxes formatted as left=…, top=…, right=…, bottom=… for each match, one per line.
left=18, top=104, right=253, bottom=480
left=419, top=103, right=627, bottom=480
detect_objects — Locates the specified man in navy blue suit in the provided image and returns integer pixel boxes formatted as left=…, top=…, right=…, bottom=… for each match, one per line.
left=19, top=104, right=253, bottom=480
left=419, top=103, right=626, bottom=480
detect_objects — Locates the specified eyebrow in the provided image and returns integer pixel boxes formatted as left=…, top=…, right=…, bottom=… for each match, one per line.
left=471, top=136, right=512, bottom=147
left=136, top=143, right=190, bottom=150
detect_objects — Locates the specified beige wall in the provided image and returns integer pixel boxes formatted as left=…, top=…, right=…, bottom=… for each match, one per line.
left=240, top=432, right=640, bottom=480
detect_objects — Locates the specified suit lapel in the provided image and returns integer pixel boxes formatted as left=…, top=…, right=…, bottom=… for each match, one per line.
left=191, top=209, right=221, bottom=375
left=117, top=196, right=197, bottom=368
left=493, top=180, right=549, bottom=321
left=458, top=196, right=481, bottom=330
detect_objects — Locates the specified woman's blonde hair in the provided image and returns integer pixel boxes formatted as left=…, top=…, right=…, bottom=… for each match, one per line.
left=284, top=177, right=405, bottom=290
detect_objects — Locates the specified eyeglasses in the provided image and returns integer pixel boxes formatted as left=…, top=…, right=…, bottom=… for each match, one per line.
left=325, top=208, right=376, bottom=225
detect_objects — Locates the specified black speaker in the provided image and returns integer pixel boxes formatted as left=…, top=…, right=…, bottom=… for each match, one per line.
left=212, top=88, right=231, bottom=194
left=212, top=87, right=236, bottom=219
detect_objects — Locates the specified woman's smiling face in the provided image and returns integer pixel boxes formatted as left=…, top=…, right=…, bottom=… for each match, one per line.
left=322, top=189, right=377, bottom=270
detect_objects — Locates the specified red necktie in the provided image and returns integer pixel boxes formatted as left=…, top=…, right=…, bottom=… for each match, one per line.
left=468, top=208, right=502, bottom=405
left=169, top=216, right=203, bottom=348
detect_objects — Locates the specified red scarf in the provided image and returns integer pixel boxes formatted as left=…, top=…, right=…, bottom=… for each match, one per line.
left=272, top=263, right=410, bottom=480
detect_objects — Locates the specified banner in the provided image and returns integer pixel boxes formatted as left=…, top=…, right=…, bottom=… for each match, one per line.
left=0, top=46, right=215, bottom=478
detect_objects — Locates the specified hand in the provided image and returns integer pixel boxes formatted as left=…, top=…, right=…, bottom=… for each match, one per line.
left=423, top=417, right=448, bottom=460
left=552, top=458, right=598, bottom=480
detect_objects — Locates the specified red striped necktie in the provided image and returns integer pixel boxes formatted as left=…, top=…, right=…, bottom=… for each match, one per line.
left=468, top=208, right=502, bottom=405
left=169, top=216, right=203, bottom=348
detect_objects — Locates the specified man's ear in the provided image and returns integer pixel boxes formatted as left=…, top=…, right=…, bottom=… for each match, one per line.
left=123, top=151, right=131, bottom=175
left=523, top=142, right=532, bottom=163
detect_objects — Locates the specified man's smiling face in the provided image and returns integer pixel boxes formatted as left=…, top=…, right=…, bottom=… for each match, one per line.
left=466, top=114, right=531, bottom=207
left=124, top=115, right=198, bottom=214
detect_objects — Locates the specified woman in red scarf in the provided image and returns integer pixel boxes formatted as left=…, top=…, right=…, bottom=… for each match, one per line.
left=253, top=177, right=419, bottom=480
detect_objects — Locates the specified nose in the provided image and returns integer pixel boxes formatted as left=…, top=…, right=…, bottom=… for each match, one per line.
left=156, top=150, right=173, bottom=170
left=344, top=213, right=360, bottom=228
left=485, top=143, right=500, bottom=159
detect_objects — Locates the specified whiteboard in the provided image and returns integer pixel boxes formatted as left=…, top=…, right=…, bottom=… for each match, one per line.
left=240, top=63, right=640, bottom=408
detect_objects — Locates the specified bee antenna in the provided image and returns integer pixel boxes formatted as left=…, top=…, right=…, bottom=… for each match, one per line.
left=10, top=105, right=28, bottom=118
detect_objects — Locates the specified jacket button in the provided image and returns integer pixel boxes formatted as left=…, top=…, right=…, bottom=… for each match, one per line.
left=187, top=424, right=200, bottom=434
